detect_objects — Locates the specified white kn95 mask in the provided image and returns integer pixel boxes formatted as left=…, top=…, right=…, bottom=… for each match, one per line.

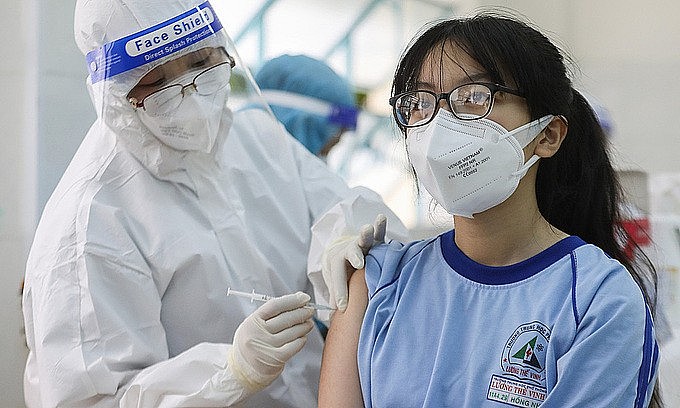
left=137, top=76, right=232, bottom=153
left=406, top=110, right=553, bottom=218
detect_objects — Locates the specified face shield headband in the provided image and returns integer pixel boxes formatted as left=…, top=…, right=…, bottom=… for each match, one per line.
left=260, top=89, right=359, bottom=130
left=85, top=1, right=223, bottom=84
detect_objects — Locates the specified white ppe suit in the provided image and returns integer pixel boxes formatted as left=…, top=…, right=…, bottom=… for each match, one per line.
left=21, top=0, right=408, bottom=406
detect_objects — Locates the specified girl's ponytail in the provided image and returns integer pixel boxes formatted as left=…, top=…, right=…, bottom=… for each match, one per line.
left=537, top=89, right=657, bottom=313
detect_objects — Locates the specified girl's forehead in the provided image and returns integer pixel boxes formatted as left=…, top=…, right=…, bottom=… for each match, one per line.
left=417, top=43, right=487, bottom=90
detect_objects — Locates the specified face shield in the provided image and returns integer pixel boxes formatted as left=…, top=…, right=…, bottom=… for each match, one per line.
left=75, top=0, right=272, bottom=160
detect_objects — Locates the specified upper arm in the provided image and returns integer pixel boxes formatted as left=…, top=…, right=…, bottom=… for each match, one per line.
left=319, top=269, right=368, bottom=408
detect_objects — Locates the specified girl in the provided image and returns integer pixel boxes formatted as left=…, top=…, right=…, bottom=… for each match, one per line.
left=319, top=13, right=661, bottom=408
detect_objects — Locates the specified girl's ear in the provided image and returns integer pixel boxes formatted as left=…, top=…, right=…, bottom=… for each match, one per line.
left=533, top=116, right=568, bottom=158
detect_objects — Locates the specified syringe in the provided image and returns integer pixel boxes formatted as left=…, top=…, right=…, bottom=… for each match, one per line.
left=226, top=287, right=335, bottom=311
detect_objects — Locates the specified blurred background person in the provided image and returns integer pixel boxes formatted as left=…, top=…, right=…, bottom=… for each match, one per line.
left=255, top=54, right=359, bottom=159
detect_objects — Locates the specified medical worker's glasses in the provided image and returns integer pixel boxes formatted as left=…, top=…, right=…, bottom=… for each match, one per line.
left=128, top=47, right=236, bottom=117
left=389, top=82, right=524, bottom=128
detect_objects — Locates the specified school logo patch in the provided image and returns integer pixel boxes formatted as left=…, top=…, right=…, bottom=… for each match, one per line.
left=502, top=321, right=550, bottom=383
left=486, top=321, right=549, bottom=407
left=512, top=335, right=542, bottom=370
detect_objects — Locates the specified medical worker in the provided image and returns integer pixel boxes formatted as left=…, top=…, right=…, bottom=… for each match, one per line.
left=255, top=54, right=359, bottom=158
left=319, top=13, right=661, bottom=407
left=21, top=0, right=407, bottom=407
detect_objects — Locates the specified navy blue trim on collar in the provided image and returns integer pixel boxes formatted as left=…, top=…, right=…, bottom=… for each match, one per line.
left=440, top=229, right=587, bottom=285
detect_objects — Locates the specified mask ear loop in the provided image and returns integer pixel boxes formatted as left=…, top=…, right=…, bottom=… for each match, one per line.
left=509, top=115, right=554, bottom=177
left=511, top=154, right=541, bottom=177
left=506, top=115, right=554, bottom=145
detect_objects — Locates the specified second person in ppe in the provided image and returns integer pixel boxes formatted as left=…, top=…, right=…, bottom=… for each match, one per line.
left=21, top=0, right=408, bottom=407
left=255, top=54, right=359, bottom=159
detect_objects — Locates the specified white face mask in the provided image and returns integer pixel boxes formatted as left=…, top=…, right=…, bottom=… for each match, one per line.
left=406, top=110, right=553, bottom=218
left=137, top=82, right=232, bottom=153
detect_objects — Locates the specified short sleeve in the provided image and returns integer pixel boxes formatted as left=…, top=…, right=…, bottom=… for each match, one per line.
left=365, top=243, right=391, bottom=296
left=364, top=239, right=423, bottom=297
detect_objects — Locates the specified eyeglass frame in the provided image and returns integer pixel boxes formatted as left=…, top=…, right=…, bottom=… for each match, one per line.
left=388, top=82, right=525, bottom=128
left=128, top=49, right=236, bottom=112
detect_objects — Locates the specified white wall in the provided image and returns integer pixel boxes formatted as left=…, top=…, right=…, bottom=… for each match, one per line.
left=455, top=0, right=680, bottom=173
left=572, top=0, right=680, bottom=173
left=37, top=0, right=94, bottom=211
left=0, top=0, right=92, bottom=405
left=0, top=1, right=36, bottom=406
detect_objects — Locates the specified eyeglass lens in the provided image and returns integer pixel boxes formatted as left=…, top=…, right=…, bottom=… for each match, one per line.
left=394, top=83, right=495, bottom=126
left=142, top=61, right=232, bottom=116
left=142, top=48, right=234, bottom=116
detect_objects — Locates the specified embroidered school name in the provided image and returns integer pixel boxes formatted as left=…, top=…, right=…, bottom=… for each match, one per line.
left=503, top=365, right=543, bottom=381
left=488, top=375, right=546, bottom=407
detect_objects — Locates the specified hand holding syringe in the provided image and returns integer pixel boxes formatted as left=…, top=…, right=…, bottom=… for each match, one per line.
left=227, top=287, right=335, bottom=311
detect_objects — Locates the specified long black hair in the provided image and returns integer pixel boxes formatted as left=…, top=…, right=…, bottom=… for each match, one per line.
left=392, top=13, right=661, bottom=406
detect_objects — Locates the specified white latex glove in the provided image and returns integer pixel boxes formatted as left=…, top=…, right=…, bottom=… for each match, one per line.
left=228, top=292, right=315, bottom=392
left=321, top=214, right=387, bottom=311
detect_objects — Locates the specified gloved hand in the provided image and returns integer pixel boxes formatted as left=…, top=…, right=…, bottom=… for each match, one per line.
left=228, top=292, right=315, bottom=392
left=321, top=214, right=387, bottom=312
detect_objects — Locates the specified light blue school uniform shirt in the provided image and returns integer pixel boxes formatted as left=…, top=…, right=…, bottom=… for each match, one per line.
left=358, top=230, right=658, bottom=408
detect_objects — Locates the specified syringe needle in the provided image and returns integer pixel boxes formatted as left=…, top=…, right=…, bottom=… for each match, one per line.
left=304, top=302, right=335, bottom=311
left=226, top=287, right=335, bottom=310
